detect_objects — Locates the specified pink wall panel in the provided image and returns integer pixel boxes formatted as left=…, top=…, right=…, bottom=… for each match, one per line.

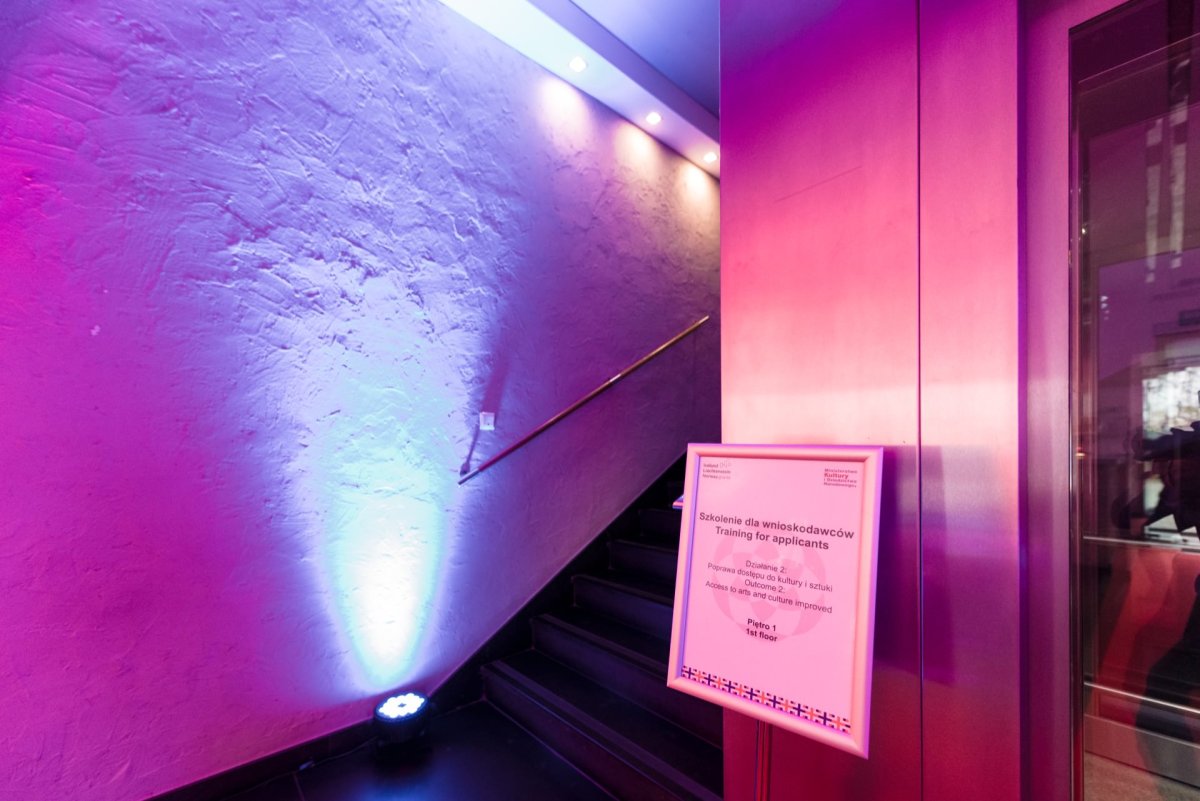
left=918, top=1, right=1023, bottom=799
left=720, top=1, right=922, bottom=799
left=0, top=0, right=720, bottom=797
left=722, top=0, right=1099, bottom=797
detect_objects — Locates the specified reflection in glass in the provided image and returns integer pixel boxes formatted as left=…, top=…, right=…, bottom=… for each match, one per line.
left=1074, top=5, right=1200, bottom=799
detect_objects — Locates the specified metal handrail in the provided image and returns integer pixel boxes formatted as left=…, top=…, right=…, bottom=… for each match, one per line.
left=458, top=315, right=710, bottom=484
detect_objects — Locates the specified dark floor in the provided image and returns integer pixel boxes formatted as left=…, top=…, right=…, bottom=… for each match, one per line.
left=223, top=703, right=615, bottom=801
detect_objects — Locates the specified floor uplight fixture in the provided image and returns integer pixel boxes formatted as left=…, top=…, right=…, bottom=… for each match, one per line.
left=373, top=691, right=431, bottom=758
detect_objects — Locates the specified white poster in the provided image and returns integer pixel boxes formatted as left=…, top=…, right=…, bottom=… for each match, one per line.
left=667, top=443, right=883, bottom=758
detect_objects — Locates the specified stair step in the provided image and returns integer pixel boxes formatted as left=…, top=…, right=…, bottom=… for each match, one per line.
left=609, top=539, right=680, bottom=584
left=572, top=573, right=675, bottom=637
left=533, top=609, right=723, bottom=746
left=542, top=606, right=671, bottom=666
left=639, top=508, right=683, bottom=544
left=483, top=650, right=722, bottom=801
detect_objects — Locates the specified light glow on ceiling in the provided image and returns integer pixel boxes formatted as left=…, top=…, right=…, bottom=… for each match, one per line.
left=435, top=0, right=719, bottom=177
left=615, top=121, right=663, bottom=179
left=538, top=77, right=595, bottom=152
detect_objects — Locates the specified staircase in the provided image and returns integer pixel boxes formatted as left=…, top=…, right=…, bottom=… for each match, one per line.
left=480, top=464, right=723, bottom=801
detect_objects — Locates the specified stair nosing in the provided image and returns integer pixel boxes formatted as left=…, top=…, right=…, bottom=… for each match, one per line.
left=483, top=692, right=623, bottom=801
left=535, top=611, right=666, bottom=674
left=610, top=538, right=679, bottom=556
left=573, top=572, right=675, bottom=605
left=533, top=612, right=725, bottom=749
left=484, top=659, right=722, bottom=801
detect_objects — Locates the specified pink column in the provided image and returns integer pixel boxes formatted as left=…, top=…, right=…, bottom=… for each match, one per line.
left=918, top=0, right=1022, bottom=798
left=720, top=0, right=921, bottom=798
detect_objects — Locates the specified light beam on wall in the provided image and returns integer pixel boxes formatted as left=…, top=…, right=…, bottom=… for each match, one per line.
left=326, top=485, right=442, bottom=689
left=436, top=0, right=720, bottom=177
left=294, top=336, right=458, bottom=693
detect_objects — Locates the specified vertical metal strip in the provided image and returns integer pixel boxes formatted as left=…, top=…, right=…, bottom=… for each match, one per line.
left=754, top=720, right=773, bottom=801
left=915, top=1, right=926, bottom=800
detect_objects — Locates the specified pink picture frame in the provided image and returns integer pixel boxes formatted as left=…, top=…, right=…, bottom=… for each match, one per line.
left=667, top=443, right=883, bottom=758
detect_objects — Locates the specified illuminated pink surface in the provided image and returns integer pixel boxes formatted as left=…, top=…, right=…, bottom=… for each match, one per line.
left=0, top=0, right=719, bottom=797
left=721, top=0, right=1114, bottom=797
left=918, top=0, right=1022, bottom=798
left=720, top=0, right=921, bottom=796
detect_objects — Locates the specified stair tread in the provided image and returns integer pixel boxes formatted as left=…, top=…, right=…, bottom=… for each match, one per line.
left=611, top=538, right=679, bottom=556
left=533, top=610, right=725, bottom=749
left=642, top=507, right=683, bottom=518
left=608, top=540, right=681, bottom=586
left=575, top=570, right=676, bottom=603
left=637, top=508, right=684, bottom=543
left=609, top=539, right=681, bottom=565
left=487, top=650, right=722, bottom=798
left=539, top=607, right=671, bottom=670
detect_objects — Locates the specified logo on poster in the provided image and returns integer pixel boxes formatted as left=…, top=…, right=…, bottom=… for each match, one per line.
left=701, top=458, right=734, bottom=480
left=823, top=467, right=859, bottom=488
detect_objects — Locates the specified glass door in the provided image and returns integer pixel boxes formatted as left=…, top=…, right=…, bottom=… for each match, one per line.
left=1074, top=3, right=1200, bottom=798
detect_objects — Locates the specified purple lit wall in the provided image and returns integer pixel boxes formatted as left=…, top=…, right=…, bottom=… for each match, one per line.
left=0, top=0, right=719, bottom=797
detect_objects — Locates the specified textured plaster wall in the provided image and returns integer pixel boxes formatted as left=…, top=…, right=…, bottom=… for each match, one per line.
left=0, top=0, right=720, bottom=797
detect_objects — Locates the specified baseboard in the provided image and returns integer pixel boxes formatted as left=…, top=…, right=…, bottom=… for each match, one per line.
left=144, top=721, right=371, bottom=801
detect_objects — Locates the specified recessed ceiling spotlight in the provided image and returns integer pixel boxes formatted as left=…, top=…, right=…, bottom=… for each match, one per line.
left=645, top=111, right=663, bottom=126
left=568, top=56, right=587, bottom=73
left=703, top=151, right=718, bottom=164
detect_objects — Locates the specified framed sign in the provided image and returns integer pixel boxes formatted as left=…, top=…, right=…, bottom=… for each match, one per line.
left=667, top=443, right=883, bottom=758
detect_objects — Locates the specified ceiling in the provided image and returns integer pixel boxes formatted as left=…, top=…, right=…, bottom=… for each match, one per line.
left=567, top=0, right=720, bottom=117
left=436, top=0, right=721, bottom=174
